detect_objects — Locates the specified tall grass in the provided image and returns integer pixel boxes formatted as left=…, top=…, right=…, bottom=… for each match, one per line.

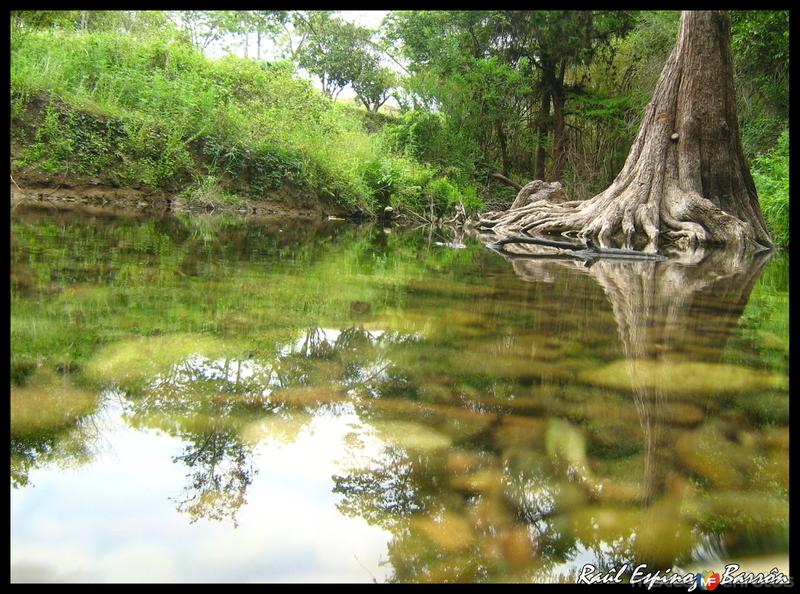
left=11, top=30, right=480, bottom=215
left=751, top=129, right=789, bottom=248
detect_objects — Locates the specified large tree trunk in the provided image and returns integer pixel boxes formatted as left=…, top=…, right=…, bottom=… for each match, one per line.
left=478, top=11, right=773, bottom=252
left=533, top=89, right=550, bottom=180
left=547, top=60, right=568, bottom=182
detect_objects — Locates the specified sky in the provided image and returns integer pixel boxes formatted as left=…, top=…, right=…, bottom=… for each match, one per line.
left=203, top=11, right=396, bottom=105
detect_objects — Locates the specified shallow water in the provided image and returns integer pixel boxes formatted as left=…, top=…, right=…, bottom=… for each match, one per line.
left=11, top=204, right=789, bottom=582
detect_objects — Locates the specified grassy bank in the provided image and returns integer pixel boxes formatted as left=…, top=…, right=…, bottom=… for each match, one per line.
left=750, top=129, right=789, bottom=248
left=10, top=30, right=482, bottom=217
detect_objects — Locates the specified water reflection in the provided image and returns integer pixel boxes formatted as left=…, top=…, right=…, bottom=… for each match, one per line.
left=11, top=369, right=102, bottom=488
left=10, top=207, right=788, bottom=582
left=473, top=242, right=785, bottom=576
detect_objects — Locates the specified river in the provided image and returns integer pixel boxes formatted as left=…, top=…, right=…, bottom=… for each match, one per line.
left=10, top=202, right=789, bottom=582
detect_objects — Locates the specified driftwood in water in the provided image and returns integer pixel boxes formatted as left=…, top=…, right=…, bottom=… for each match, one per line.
left=488, top=234, right=667, bottom=262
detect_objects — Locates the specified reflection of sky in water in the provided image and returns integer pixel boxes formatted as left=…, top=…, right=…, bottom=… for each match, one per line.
left=11, top=397, right=395, bottom=582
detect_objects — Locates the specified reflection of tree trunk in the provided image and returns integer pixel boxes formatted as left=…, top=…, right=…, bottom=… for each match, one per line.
left=589, top=249, right=768, bottom=501
left=484, top=239, right=770, bottom=502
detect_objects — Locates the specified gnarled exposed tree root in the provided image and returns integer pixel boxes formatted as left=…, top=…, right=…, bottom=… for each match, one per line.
left=476, top=178, right=767, bottom=255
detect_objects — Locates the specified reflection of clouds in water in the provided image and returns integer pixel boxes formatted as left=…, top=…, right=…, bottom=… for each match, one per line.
left=12, top=372, right=411, bottom=580
left=11, top=560, right=103, bottom=583
left=11, top=404, right=394, bottom=582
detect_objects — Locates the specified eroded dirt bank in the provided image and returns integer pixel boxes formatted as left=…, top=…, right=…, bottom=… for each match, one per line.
left=10, top=167, right=355, bottom=220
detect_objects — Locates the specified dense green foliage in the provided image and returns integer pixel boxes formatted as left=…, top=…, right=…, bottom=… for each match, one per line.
left=10, top=27, right=478, bottom=217
left=10, top=10, right=788, bottom=242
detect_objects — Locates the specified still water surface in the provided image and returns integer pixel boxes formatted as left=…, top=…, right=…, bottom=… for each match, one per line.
left=10, top=204, right=789, bottom=582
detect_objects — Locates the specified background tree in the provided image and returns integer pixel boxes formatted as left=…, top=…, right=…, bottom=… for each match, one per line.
left=352, top=61, right=397, bottom=113
left=492, top=11, right=636, bottom=180
left=730, top=10, right=789, bottom=159
left=293, top=12, right=374, bottom=99
left=175, top=10, right=233, bottom=50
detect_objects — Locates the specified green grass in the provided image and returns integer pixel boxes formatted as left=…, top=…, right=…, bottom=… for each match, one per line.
left=10, top=29, right=481, bottom=217
left=751, top=128, right=789, bottom=248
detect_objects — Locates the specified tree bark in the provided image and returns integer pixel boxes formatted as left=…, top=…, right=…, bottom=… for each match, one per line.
left=478, top=11, right=773, bottom=252
left=534, top=89, right=551, bottom=180
left=496, top=121, right=510, bottom=176
left=548, top=60, right=567, bottom=182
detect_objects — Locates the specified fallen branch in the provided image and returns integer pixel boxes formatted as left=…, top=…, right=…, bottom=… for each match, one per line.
left=489, top=172, right=523, bottom=191
left=487, top=235, right=667, bottom=262
left=397, top=204, right=431, bottom=224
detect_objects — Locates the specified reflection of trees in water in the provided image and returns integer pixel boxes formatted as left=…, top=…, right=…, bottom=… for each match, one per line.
left=172, top=425, right=256, bottom=527
left=11, top=424, right=96, bottom=488
left=272, top=326, right=413, bottom=396
left=14, top=218, right=777, bottom=577
left=120, top=326, right=413, bottom=525
left=11, top=375, right=104, bottom=488
left=123, top=356, right=271, bottom=525
left=333, top=448, right=420, bottom=528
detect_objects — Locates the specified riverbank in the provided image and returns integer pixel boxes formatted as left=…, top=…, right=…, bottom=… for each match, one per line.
left=10, top=167, right=350, bottom=220
left=11, top=31, right=482, bottom=222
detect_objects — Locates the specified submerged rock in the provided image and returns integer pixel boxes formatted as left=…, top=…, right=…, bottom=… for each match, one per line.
left=682, top=491, right=788, bottom=534
left=634, top=501, right=694, bottom=566
left=568, top=502, right=692, bottom=566
left=446, top=450, right=487, bottom=475
left=450, top=469, right=505, bottom=497
left=85, top=334, right=229, bottom=389
left=590, top=479, right=645, bottom=505
left=585, top=415, right=644, bottom=458
left=579, top=359, right=786, bottom=396
left=674, top=425, right=755, bottom=489
left=467, top=496, right=514, bottom=531
left=567, top=506, right=641, bottom=543
left=545, top=418, right=590, bottom=479
left=493, top=418, right=547, bottom=457
left=371, top=419, right=452, bottom=452
left=499, top=527, right=535, bottom=567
